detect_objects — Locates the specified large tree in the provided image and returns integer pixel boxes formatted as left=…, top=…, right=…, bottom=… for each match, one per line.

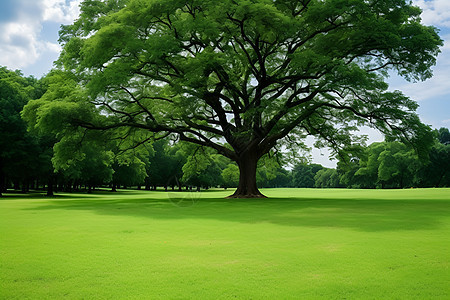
left=27, top=0, right=442, bottom=197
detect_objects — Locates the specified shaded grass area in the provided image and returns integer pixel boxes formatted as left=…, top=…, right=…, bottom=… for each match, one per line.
left=1, top=188, right=449, bottom=299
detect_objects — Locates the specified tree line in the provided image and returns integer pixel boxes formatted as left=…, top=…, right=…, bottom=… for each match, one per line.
left=294, top=131, right=450, bottom=189
left=1, top=66, right=449, bottom=196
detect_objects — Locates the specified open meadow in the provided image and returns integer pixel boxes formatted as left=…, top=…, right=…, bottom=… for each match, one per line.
left=1, top=188, right=449, bottom=299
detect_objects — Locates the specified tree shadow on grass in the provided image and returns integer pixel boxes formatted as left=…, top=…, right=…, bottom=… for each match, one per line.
left=0, top=192, right=107, bottom=200
left=21, top=192, right=450, bottom=232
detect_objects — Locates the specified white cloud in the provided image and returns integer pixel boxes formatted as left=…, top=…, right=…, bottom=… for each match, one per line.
left=0, top=22, right=40, bottom=69
left=0, top=0, right=80, bottom=71
left=413, top=0, right=450, bottom=27
left=43, top=0, right=81, bottom=23
left=41, top=41, right=62, bottom=54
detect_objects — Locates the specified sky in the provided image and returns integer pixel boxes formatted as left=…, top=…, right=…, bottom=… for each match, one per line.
left=0, top=0, right=449, bottom=168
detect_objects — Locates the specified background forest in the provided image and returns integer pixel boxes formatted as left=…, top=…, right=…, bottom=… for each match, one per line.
left=1, top=66, right=449, bottom=196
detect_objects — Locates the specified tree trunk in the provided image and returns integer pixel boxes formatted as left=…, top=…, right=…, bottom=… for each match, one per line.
left=46, top=176, right=54, bottom=196
left=227, top=151, right=266, bottom=198
left=21, top=179, right=29, bottom=193
left=54, top=176, right=59, bottom=193
left=0, top=171, right=4, bottom=197
left=435, top=170, right=445, bottom=188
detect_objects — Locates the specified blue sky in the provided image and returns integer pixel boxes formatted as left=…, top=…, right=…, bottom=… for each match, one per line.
left=0, top=0, right=449, bottom=167
left=0, top=0, right=81, bottom=77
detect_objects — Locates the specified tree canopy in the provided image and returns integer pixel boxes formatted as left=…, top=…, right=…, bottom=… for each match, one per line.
left=25, top=0, right=442, bottom=197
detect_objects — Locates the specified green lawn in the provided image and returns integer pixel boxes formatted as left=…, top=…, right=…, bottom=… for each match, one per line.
left=1, top=188, right=449, bottom=299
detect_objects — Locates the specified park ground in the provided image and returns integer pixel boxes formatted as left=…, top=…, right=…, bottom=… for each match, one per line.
left=1, top=188, right=449, bottom=299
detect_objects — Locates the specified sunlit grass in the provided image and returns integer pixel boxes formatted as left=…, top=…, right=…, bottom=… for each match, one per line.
left=1, top=188, right=449, bottom=299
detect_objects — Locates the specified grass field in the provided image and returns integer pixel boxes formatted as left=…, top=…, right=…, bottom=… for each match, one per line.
left=1, top=188, right=449, bottom=299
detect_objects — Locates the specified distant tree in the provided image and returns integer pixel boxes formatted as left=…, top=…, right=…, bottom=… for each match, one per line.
left=263, top=167, right=291, bottom=188
left=431, top=144, right=450, bottom=187
left=27, top=0, right=442, bottom=197
left=181, top=146, right=224, bottom=190
left=416, top=143, right=450, bottom=187
left=437, top=128, right=450, bottom=145
left=254, top=155, right=279, bottom=187
left=314, top=168, right=341, bottom=188
left=354, top=142, right=384, bottom=188
left=222, top=164, right=240, bottom=188
left=52, top=132, right=114, bottom=193
left=0, top=67, right=48, bottom=195
left=291, top=163, right=323, bottom=188
left=377, top=142, right=418, bottom=188
left=338, top=141, right=422, bottom=189
left=33, top=134, right=58, bottom=194
left=145, top=139, right=185, bottom=190
left=111, top=158, right=147, bottom=191
left=336, top=153, right=362, bottom=189
left=108, top=137, right=151, bottom=191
